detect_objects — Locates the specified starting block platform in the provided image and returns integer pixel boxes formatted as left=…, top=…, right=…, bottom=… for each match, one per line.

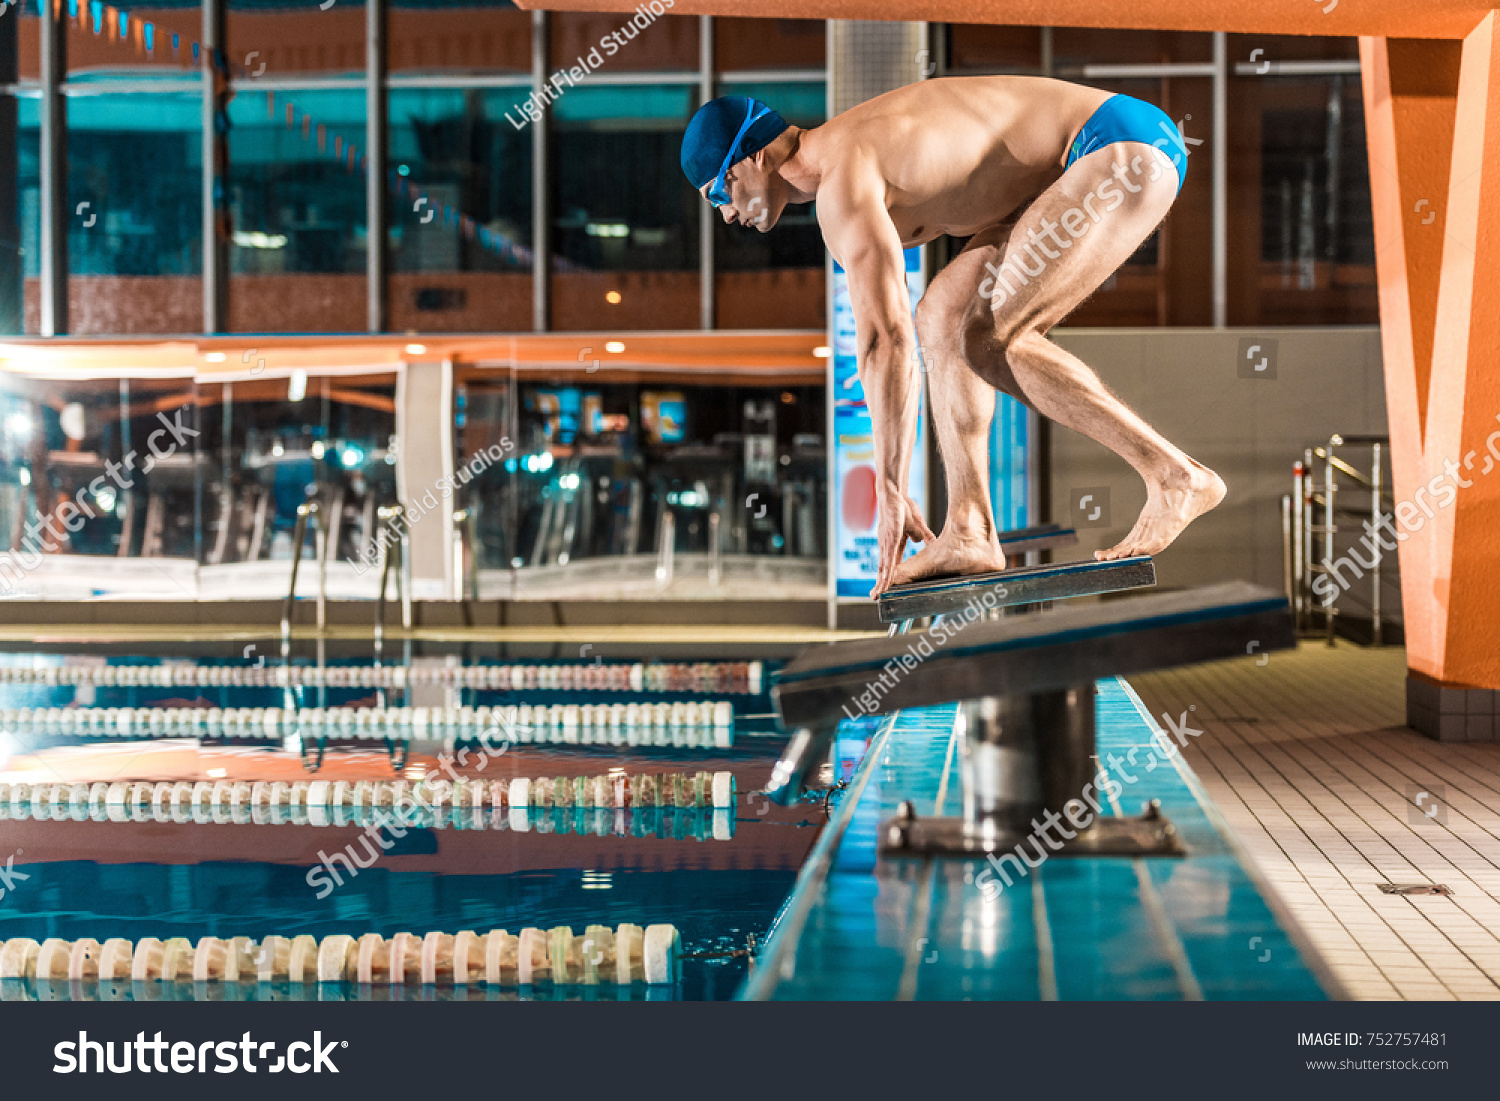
left=765, top=581, right=1296, bottom=866
left=995, top=523, right=1080, bottom=559
left=878, top=555, right=1156, bottom=625
left=748, top=580, right=1330, bottom=999
left=780, top=581, right=1292, bottom=730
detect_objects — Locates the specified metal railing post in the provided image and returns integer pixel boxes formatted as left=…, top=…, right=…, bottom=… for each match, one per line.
left=656, top=510, right=675, bottom=587
left=1325, top=434, right=1339, bottom=645
left=1281, top=492, right=1293, bottom=615
left=1291, top=462, right=1304, bottom=629
left=708, top=511, right=721, bottom=587
left=1371, top=442, right=1383, bottom=646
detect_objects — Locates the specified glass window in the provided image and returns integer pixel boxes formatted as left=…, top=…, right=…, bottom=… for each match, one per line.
left=228, top=0, right=366, bottom=79
left=548, top=10, right=696, bottom=74
left=715, top=18, right=823, bottom=72
left=0, top=93, right=39, bottom=334
left=1056, top=77, right=1207, bottom=327
left=714, top=80, right=825, bottom=330
left=945, top=24, right=1043, bottom=72
left=387, top=86, right=533, bottom=332
left=1051, top=28, right=1212, bottom=69
left=6, top=0, right=40, bottom=82
left=550, top=83, right=698, bottom=330
left=1237, top=71, right=1375, bottom=325
left=389, top=0, right=530, bottom=74
left=66, top=90, right=202, bottom=333
left=0, top=373, right=199, bottom=587
left=1229, top=32, right=1358, bottom=65
left=66, top=1, right=202, bottom=78
left=227, top=87, right=367, bottom=332
left=454, top=363, right=826, bottom=600
left=197, top=371, right=397, bottom=577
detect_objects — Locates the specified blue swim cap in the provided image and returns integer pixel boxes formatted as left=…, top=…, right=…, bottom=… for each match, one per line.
left=681, top=96, right=789, bottom=189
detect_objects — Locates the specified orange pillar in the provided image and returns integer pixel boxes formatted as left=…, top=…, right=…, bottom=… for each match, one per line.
left=1363, top=16, right=1500, bottom=738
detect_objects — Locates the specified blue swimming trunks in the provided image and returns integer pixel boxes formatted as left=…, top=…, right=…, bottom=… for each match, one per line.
left=1065, top=94, right=1188, bottom=194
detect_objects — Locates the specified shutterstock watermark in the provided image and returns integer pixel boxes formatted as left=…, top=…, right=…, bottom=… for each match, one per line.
left=0, top=407, right=198, bottom=595
left=975, top=708, right=1203, bottom=901
left=842, top=587, right=1006, bottom=720
left=307, top=722, right=521, bottom=899
left=978, top=146, right=1180, bottom=311
left=1313, top=414, right=1500, bottom=607
left=505, top=1, right=676, bottom=129
left=0, top=849, right=30, bottom=902
left=350, top=439, right=513, bottom=575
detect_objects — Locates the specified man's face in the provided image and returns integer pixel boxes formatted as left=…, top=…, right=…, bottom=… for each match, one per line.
left=701, top=158, right=777, bottom=232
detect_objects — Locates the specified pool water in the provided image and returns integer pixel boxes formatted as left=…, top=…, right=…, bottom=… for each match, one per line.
left=0, top=656, right=835, bottom=1001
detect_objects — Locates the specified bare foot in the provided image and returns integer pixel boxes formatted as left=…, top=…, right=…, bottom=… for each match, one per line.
left=1096, top=461, right=1226, bottom=560
left=889, top=528, right=1009, bottom=589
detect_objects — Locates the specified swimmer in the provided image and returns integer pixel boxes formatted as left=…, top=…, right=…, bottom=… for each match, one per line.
left=681, top=77, right=1225, bottom=596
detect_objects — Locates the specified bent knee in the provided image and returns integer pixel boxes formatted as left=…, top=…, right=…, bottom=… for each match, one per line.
left=999, top=327, right=1053, bottom=369
left=914, top=294, right=957, bottom=348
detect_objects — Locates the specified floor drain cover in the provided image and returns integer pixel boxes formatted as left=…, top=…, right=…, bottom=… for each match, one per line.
left=1378, top=883, right=1453, bottom=896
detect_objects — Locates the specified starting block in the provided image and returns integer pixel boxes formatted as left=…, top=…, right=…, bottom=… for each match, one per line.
left=878, top=555, right=1155, bottom=625
left=879, top=524, right=1153, bottom=628
left=995, top=522, right=1080, bottom=560
left=766, top=582, right=1296, bottom=858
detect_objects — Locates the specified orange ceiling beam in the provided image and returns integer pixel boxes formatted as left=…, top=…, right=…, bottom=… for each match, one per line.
left=516, top=1, right=1495, bottom=40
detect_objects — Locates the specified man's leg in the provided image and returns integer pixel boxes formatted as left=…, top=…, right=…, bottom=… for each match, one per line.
left=896, top=143, right=1223, bottom=585
left=905, top=225, right=1017, bottom=580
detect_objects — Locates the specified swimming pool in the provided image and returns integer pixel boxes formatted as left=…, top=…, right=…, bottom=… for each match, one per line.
left=0, top=655, right=845, bottom=1001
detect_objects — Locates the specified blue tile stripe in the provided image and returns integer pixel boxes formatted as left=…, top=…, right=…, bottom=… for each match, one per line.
left=744, top=679, right=1336, bottom=1000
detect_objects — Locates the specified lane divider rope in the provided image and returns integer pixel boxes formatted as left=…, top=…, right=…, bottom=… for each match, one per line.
left=2, top=700, right=735, bottom=742
left=0, top=924, right=682, bottom=986
left=0, top=661, right=763, bottom=694
left=0, top=769, right=737, bottom=815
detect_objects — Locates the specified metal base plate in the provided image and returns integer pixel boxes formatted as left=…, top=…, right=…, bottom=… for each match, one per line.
left=880, top=804, right=1187, bottom=858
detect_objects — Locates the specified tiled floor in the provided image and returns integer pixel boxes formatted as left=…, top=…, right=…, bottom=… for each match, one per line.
left=1131, top=641, right=1500, bottom=1000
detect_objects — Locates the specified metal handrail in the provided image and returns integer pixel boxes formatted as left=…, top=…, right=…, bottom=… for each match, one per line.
left=373, top=504, right=413, bottom=713
left=451, top=508, right=479, bottom=602
left=708, top=511, right=721, bottom=587
left=1288, top=435, right=1392, bottom=646
left=279, top=494, right=330, bottom=774
left=280, top=497, right=328, bottom=660
left=655, top=510, right=676, bottom=587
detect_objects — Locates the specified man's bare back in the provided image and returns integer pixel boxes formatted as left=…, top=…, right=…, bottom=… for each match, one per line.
left=682, top=77, right=1223, bottom=596
left=795, top=77, right=1113, bottom=250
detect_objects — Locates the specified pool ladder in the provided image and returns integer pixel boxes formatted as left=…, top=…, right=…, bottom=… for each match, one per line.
left=374, top=504, right=414, bottom=770
left=279, top=496, right=331, bottom=772
left=280, top=497, right=329, bottom=659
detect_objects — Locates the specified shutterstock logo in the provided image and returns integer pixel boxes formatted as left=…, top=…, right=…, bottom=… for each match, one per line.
left=54, top=1032, right=345, bottom=1074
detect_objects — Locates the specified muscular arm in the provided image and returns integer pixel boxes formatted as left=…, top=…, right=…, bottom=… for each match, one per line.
left=818, top=171, right=934, bottom=594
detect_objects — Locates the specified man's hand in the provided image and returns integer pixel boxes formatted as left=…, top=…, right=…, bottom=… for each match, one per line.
left=874, top=491, right=937, bottom=596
